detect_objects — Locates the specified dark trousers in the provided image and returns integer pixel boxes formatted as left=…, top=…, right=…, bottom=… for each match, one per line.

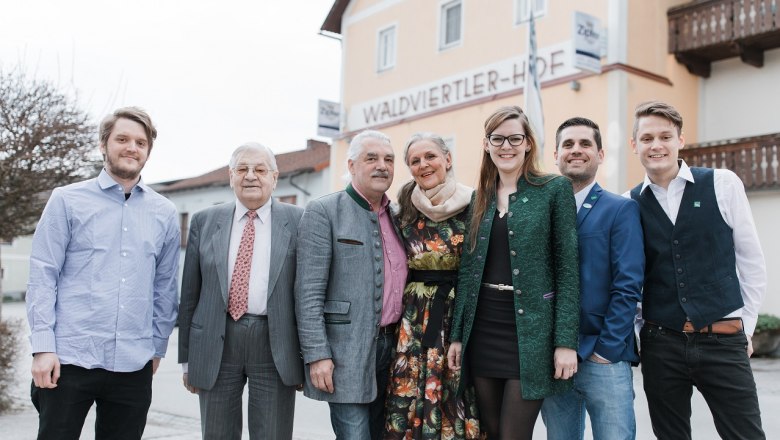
left=31, top=361, right=153, bottom=440
left=640, top=324, right=765, bottom=440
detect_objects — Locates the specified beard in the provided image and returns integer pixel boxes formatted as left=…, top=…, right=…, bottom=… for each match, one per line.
left=105, top=155, right=144, bottom=181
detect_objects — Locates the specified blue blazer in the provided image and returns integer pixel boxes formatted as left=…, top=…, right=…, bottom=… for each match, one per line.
left=576, top=183, right=644, bottom=364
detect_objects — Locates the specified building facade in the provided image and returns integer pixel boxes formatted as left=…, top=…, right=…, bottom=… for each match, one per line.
left=320, top=0, right=780, bottom=313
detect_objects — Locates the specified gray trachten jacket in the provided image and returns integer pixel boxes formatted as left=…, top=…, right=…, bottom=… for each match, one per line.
left=295, top=185, right=399, bottom=403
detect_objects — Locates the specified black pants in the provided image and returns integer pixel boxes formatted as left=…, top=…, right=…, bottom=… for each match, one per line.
left=31, top=361, right=153, bottom=440
left=640, top=325, right=765, bottom=440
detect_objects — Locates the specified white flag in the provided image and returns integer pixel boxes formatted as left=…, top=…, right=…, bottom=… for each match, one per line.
left=524, top=7, right=545, bottom=154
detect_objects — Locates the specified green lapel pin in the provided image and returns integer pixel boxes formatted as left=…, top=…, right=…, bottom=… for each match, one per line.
left=521, top=197, right=529, bottom=203
left=694, top=201, right=701, bottom=208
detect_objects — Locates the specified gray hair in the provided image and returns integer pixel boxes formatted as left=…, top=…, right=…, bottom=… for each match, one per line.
left=403, top=132, right=455, bottom=178
left=229, top=142, right=278, bottom=171
left=346, top=130, right=391, bottom=163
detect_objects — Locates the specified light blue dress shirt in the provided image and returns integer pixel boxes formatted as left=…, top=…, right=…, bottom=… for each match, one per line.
left=27, top=169, right=180, bottom=372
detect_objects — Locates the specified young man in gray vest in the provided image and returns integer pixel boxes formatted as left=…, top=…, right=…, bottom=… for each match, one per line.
left=629, top=101, right=766, bottom=440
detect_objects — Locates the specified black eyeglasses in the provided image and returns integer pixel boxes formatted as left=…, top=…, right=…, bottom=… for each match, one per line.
left=487, top=133, right=527, bottom=147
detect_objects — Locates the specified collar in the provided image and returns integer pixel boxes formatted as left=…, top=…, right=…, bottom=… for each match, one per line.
left=640, top=159, right=694, bottom=194
left=234, top=197, right=272, bottom=224
left=346, top=183, right=389, bottom=212
left=574, top=180, right=598, bottom=212
left=97, top=168, right=147, bottom=193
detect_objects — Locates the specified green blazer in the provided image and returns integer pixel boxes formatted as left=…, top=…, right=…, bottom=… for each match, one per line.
left=451, top=174, right=580, bottom=400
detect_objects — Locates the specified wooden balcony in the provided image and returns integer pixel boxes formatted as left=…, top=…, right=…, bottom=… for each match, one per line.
left=668, top=0, right=780, bottom=77
left=680, top=132, right=780, bottom=191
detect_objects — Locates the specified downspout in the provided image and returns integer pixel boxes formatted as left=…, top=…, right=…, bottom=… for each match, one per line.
left=288, top=169, right=313, bottom=196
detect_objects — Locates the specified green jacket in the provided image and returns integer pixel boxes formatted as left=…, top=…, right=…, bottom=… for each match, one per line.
left=451, top=174, right=580, bottom=399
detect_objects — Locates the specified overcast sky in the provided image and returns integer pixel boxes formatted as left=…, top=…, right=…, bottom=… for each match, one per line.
left=0, top=0, right=342, bottom=183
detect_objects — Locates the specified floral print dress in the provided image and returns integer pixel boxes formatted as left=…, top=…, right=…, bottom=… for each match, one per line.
left=385, top=210, right=482, bottom=440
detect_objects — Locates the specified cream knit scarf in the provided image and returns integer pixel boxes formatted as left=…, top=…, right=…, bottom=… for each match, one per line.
left=410, top=177, right=472, bottom=222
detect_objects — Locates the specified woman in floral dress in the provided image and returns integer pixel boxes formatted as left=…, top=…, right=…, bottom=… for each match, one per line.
left=385, top=133, right=481, bottom=440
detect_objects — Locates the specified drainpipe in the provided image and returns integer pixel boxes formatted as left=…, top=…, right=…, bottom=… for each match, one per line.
left=288, top=169, right=312, bottom=196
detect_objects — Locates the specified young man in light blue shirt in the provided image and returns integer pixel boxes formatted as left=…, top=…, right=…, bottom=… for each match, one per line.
left=26, top=107, right=180, bottom=440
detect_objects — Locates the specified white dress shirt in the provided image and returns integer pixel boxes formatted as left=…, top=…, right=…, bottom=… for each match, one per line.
left=636, top=160, right=767, bottom=335
left=574, top=181, right=597, bottom=213
left=229, top=198, right=273, bottom=316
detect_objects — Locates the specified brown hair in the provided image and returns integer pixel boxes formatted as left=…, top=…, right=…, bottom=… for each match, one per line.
left=468, top=105, right=545, bottom=250
left=632, top=101, right=683, bottom=139
left=99, top=106, right=157, bottom=150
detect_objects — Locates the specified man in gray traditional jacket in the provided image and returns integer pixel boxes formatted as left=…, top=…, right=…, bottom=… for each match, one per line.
left=296, top=130, right=408, bottom=440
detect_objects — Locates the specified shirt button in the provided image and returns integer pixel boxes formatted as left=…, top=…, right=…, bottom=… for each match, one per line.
left=510, top=250, right=517, bottom=256
left=515, top=289, right=522, bottom=295
left=508, top=230, right=514, bottom=236
left=376, top=283, right=382, bottom=288
left=517, top=309, right=524, bottom=315
left=677, top=268, right=683, bottom=274
left=513, top=269, right=519, bottom=275
left=121, top=278, right=126, bottom=283
left=117, top=332, right=121, bottom=337
left=123, top=227, right=128, bottom=232
left=376, top=268, right=382, bottom=274
left=507, top=212, right=513, bottom=217
left=679, top=282, right=686, bottom=288
left=375, top=255, right=381, bottom=261
left=373, top=230, right=379, bottom=236
left=375, top=242, right=381, bottom=248
left=122, top=252, right=127, bottom=257
left=673, top=240, right=679, bottom=245
left=124, top=203, right=128, bottom=207
left=675, top=254, right=681, bottom=260
left=681, top=297, right=687, bottom=302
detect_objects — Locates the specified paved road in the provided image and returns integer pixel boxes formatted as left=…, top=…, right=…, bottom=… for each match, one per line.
left=2, top=301, right=779, bottom=439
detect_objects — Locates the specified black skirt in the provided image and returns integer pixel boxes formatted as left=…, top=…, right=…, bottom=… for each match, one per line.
left=467, top=285, right=520, bottom=379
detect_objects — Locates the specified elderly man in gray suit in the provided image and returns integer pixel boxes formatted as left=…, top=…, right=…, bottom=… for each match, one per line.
left=178, top=143, right=304, bottom=439
left=296, top=130, right=408, bottom=440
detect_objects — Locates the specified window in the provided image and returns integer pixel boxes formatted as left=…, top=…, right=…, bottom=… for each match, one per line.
left=515, top=0, right=546, bottom=24
left=377, top=25, right=396, bottom=72
left=278, top=195, right=298, bottom=205
left=179, top=212, right=189, bottom=248
left=439, top=0, right=462, bottom=50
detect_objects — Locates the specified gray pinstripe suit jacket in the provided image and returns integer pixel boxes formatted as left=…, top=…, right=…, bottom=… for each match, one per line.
left=178, top=200, right=305, bottom=389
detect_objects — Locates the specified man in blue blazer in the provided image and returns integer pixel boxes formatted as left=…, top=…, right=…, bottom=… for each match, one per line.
left=541, top=117, right=644, bottom=440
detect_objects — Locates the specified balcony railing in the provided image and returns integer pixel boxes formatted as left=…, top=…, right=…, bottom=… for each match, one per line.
left=668, top=0, right=780, bottom=77
left=680, top=132, right=780, bottom=191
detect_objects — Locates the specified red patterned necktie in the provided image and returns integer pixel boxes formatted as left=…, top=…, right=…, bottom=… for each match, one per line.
left=228, top=210, right=256, bottom=321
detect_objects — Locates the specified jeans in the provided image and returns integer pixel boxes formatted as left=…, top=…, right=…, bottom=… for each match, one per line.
left=640, top=324, right=765, bottom=440
left=541, top=359, right=636, bottom=440
left=329, top=329, right=394, bottom=440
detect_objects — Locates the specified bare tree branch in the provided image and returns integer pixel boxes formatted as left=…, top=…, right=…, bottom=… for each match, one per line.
left=0, top=67, right=102, bottom=241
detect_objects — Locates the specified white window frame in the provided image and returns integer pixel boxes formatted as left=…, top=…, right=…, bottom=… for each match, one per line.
left=439, top=0, right=463, bottom=51
left=515, top=0, right=547, bottom=24
left=377, top=24, right=397, bottom=72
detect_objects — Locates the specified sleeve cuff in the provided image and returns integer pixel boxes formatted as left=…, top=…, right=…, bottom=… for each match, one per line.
left=154, top=336, right=169, bottom=358
left=30, top=331, right=57, bottom=354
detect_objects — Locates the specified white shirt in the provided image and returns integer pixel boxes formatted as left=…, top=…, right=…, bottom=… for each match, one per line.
left=229, top=198, right=273, bottom=316
left=633, top=160, right=767, bottom=335
left=574, top=181, right=597, bottom=213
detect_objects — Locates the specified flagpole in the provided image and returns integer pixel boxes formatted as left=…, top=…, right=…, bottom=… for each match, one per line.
left=524, top=2, right=545, bottom=157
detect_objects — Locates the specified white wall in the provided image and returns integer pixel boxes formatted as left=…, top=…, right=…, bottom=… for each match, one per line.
left=749, top=190, right=780, bottom=317
left=1, top=236, right=32, bottom=298
left=699, top=48, right=780, bottom=142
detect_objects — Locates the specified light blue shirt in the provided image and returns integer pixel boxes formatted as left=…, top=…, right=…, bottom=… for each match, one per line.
left=27, top=169, right=180, bottom=372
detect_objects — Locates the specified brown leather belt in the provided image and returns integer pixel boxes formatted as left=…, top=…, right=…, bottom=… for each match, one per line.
left=647, top=319, right=742, bottom=334
left=683, top=319, right=742, bottom=334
